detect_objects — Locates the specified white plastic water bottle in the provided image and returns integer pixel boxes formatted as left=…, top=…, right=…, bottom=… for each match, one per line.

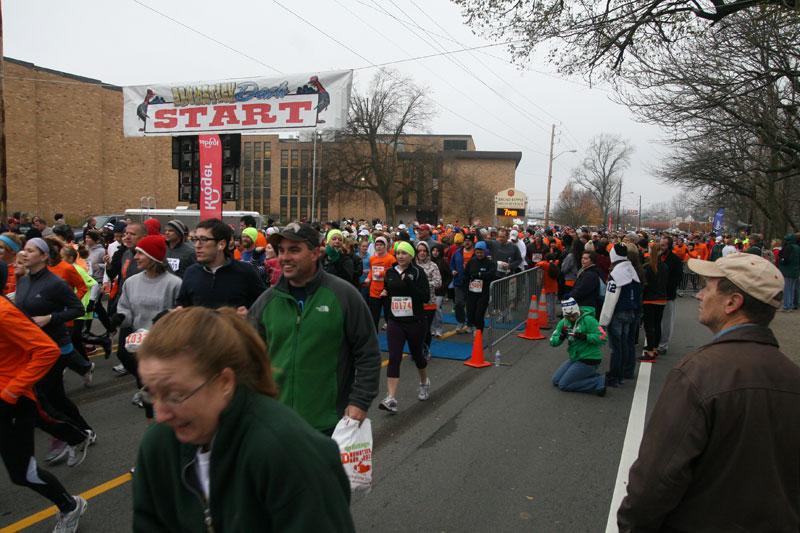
left=495, top=349, right=501, bottom=367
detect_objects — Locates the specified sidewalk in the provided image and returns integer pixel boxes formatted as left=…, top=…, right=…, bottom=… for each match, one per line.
left=771, top=311, right=800, bottom=366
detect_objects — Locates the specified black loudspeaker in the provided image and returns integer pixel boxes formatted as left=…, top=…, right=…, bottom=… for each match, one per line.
left=175, top=134, right=241, bottom=206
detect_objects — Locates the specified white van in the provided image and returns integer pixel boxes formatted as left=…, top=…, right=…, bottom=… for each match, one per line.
left=124, top=206, right=262, bottom=232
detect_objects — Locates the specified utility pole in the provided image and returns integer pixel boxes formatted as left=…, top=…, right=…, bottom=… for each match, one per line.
left=544, top=124, right=555, bottom=229
left=638, top=195, right=642, bottom=229
left=0, top=2, right=7, bottom=224
left=616, top=183, right=622, bottom=231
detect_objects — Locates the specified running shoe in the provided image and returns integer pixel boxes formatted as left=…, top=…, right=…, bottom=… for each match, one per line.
left=112, top=364, right=128, bottom=376
left=417, top=379, right=431, bottom=401
left=637, top=351, right=657, bottom=363
left=53, top=496, right=87, bottom=533
left=87, top=430, right=97, bottom=445
left=83, top=362, right=95, bottom=387
left=378, top=394, right=397, bottom=413
left=466, top=325, right=475, bottom=334
left=131, top=390, right=144, bottom=407
left=66, top=434, right=90, bottom=467
left=85, top=345, right=99, bottom=356
left=455, top=324, right=467, bottom=334
left=45, top=439, right=69, bottom=464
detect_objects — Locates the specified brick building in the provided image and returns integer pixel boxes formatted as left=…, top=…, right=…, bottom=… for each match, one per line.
left=5, top=58, right=520, bottom=225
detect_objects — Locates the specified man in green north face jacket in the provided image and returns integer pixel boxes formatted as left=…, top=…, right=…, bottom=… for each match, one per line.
left=247, top=223, right=381, bottom=433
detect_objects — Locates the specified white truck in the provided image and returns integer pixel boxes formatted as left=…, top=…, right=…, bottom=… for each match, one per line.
left=124, top=206, right=262, bottom=232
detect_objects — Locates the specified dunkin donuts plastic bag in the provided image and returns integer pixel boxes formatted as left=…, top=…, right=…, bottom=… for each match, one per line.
left=331, top=417, right=373, bottom=492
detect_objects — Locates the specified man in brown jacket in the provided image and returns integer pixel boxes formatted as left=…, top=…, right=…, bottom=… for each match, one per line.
left=618, top=253, right=800, bottom=532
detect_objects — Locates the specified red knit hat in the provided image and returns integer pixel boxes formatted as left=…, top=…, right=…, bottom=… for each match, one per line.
left=135, top=235, right=167, bottom=264
left=144, top=218, right=161, bottom=236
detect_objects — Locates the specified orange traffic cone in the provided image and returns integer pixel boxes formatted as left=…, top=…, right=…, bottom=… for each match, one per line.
left=538, top=294, right=550, bottom=329
left=464, top=329, right=491, bottom=368
left=518, top=295, right=546, bottom=340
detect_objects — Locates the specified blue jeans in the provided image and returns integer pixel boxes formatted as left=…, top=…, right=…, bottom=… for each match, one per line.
left=783, top=277, right=798, bottom=310
left=607, top=309, right=635, bottom=385
left=625, top=306, right=642, bottom=379
left=552, top=359, right=604, bottom=393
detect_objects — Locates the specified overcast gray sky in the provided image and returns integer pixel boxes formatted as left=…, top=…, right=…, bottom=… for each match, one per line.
left=4, top=0, right=676, bottom=215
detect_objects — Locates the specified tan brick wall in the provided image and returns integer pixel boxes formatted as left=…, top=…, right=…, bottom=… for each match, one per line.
left=441, top=159, right=517, bottom=224
left=5, top=60, right=179, bottom=224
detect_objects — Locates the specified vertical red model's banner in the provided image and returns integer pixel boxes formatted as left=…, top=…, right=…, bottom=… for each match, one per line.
left=198, top=135, right=222, bottom=220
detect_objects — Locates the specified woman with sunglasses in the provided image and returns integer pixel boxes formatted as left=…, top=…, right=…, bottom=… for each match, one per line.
left=133, top=307, right=354, bottom=532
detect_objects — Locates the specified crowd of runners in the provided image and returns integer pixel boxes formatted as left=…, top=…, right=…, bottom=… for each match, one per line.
left=1, top=211, right=799, bottom=531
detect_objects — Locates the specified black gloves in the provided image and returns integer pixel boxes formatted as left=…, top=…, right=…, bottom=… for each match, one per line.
left=573, top=332, right=587, bottom=341
left=559, top=326, right=569, bottom=340
left=85, top=300, right=95, bottom=314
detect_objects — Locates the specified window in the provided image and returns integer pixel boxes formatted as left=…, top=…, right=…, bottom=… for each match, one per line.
left=443, top=139, right=468, bottom=151
left=280, top=196, right=287, bottom=223
left=280, top=150, right=288, bottom=196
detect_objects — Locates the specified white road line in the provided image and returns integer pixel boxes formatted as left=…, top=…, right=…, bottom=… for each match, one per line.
left=605, top=362, right=653, bottom=533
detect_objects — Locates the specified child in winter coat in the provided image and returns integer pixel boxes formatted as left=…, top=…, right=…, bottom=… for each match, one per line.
left=549, top=298, right=608, bottom=396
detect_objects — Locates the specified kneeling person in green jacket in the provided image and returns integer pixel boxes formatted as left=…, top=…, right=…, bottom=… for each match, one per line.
left=550, top=298, right=608, bottom=396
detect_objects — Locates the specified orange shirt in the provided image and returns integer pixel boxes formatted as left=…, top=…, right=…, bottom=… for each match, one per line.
left=535, top=260, right=559, bottom=294
left=0, top=297, right=61, bottom=404
left=462, top=249, right=475, bottom=268
left=48, top=261, right=88, bottom=301
left=367, top=253, right=396, bottom=298
left=673, top=245, right=689, bottom=261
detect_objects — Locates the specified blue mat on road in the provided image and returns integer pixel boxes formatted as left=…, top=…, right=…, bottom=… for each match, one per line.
left=377, top=334, right=473, bottom=361
left=442, top=313, right=490, bottom=328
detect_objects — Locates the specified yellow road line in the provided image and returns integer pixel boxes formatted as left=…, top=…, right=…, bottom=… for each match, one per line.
left=0, top=473, right=132, bottom=532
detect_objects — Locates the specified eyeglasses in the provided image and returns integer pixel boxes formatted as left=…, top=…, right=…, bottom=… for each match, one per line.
left=140, top=373, right=219, bottom=408
left=190, top=236, right=219, bottom=244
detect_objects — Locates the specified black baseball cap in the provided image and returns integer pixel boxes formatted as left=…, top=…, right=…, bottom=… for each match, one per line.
left=268, top=222, right=320, bottom=249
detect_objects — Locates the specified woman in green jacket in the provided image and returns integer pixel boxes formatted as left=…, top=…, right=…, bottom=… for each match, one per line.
left=133, top=306, right=354, bottom=532
left=549, top=298, right=608, bottom=396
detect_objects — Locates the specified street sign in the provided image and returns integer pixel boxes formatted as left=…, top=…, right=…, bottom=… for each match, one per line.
left=494, top=189, right=528, bottom=219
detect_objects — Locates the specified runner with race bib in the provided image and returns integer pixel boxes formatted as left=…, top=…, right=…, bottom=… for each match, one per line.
left=365, top=235, right=395, bottom=332
left=464, top=241, right=497, bottom=335
left=378, top=241, right=431, bottom=413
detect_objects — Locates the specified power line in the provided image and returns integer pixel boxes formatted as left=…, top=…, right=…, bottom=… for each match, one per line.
left=272, top=0, right=548, bottom=156
left=132, top=0, right=283, bottom=75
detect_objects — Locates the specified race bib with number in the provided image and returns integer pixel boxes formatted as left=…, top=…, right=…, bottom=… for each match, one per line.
left=390, top=296, right=413, bottom=317
left=125, top=328, right=149, bottom=353
left=469, top=279, right=484, bottom=293
left=497, top=262, right=509, bottom=273
left=372, top=266, right=385, bottom=281
left=167, top=257, right=180, bottom=272
left=532, top=253, right=543, bottom=263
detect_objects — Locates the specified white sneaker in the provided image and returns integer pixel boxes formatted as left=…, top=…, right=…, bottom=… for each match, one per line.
left=417, top=379, right=431, bottom=401
left=45, top=439, right=69, bottom=464
left=456, top=324, right=467, bottom=334
left=131, top=391, right=143, bottom=407
left=53, top=496, right=87, bottom=533
left=66, top=434, right=90, bottom=467
left=82, top=362, right=95, bottom=387
left=378, top=394, right=397, bottom=413
left=466, top=325, right=475, bottom=334
left=112, top=364, right=128, bottom=376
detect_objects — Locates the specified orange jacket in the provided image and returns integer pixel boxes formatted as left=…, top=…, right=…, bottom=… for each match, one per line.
left=366, top=253, right=396, bottom=298
left=0, top=297, right=60, bottom=404
left=535, top=260, right=559, bottom=294
left=3, top=263, right=15, bottom=295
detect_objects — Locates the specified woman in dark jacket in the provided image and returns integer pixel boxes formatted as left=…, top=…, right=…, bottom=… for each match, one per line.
left=568, top=251, right=602, bottom=318
left=379, top=241, right=431, bottom=413
left=639, top=242, right=669, bottom=362
left=16, top=238, right=95, bottom=467
left=430, top=243, right=452, bottom=337
left=464, top=241, right=497, bottom=334
left=322, top=229, right=356, bottom=286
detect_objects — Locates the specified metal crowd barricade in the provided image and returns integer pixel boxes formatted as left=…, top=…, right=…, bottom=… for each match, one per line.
left=678, top=263, right=702, bottom=295
left=487, top=267, right=543, bottom=347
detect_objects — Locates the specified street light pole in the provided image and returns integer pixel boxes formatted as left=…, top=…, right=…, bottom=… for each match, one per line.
left=638, top=195, right=642, bottom=229
left=544, top=124, right=576, bottom=229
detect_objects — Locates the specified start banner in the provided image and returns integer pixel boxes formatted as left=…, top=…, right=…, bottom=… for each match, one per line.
left=198, top=135, right=222, bottom=220
left=123, top=70, right=353, bottom=137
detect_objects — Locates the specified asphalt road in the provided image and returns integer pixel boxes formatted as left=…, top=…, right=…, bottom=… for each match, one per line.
left=0, top=295, right=748, bottom=532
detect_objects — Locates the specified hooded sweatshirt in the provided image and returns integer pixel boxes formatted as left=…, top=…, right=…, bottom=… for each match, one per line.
left=778, top=233, right=800, bottom=279
left=549, top=305, right=607, bottom=363
left=599, top=260, right=642, bottom=327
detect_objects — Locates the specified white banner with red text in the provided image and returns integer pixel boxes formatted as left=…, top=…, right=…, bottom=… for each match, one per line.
left=198, top=135, right=222, bottom=220
left=123, top=70, right=353, bottom=137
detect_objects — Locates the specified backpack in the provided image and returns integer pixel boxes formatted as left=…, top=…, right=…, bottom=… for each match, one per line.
left=763, top=248, right=777, bottom=265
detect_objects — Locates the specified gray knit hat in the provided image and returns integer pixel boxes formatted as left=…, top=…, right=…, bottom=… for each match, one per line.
left=166, top=220, right=188, bottom=240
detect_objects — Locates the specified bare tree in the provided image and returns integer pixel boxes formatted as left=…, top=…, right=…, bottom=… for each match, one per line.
left=551, top=182, right=601, bottom=228
left=453, top=0, right=798, bottom=78
left=572, top=134, right=633, bottom=224
left=443, top=170, right=493, bottom=224
left=324, top=70, right=435, bottom=223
